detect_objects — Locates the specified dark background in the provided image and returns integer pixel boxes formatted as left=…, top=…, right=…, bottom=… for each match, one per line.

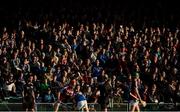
left=0, top=0, right=180, bottom=28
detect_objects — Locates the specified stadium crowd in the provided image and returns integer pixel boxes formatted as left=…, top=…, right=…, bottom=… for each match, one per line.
left=0, top=2, right=180, bottom=111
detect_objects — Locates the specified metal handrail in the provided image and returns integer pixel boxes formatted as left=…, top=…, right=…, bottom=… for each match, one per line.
left=0, top=102, right=179, bottom=111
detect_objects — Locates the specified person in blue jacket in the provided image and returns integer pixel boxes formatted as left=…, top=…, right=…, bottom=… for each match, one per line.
left=74, top=85, right=89, bottom=112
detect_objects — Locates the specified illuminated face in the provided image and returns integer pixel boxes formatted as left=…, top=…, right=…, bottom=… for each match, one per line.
left=66, top=87, right=74, bottom=96
left=96, top=60, right=100, bottom=65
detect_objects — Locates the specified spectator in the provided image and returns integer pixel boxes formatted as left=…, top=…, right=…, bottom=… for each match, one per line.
left=22, top=84, right=35, bottom=112
left=21, top=58, right=30, bottom=79
left=98, top=78, right=112, bottom=112
left=0, top=8, right=179, bottom=111
left=147, top=84, right=159, bottom=103
left=0, top=57, right=11, bottom=80
left=3, top=74, right=16, bottom=97
left=39, top=78, right=50, bottom=94
left=16, top=71, right=26, bottom=96
left=42, top=88, right=55, bottom=103
left=92, top=60, right=102, bottom=83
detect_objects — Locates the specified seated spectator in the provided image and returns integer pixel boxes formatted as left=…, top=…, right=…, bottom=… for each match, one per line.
left=147, top=84, right=159, bottom=103
left=42, top=88, right=55, bottom=103
left=39, top=78, right=50, bottom=94
left=16, top=71, right=26, bottom=96
left=113, top=87, right=123, bottom=107
left=12, top=52, right=21, bottom=72
left=0, top=57, right=11, bottom=80
left=3, top=74, right=16, bottom=97
left=35, top=91, right=42, bottom=103
left=50, top=75, right=60, bottom=98
left=21, top=58, right=30, bottom=79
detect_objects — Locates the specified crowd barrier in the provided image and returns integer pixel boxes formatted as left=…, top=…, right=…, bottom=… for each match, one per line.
left=0, top=102, right=179, bottom=111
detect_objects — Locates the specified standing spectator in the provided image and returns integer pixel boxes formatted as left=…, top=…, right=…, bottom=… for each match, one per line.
left=92, top=60, right=102, bottom=83
left=98, top=77, right=112, bottom=112
left=22, top=84, right=35, bottom=112
left=74, top=85, right=89, bottom=112
left=88, top=86, right=100, bottom=111
left=16, top=71, right=26, bottom=96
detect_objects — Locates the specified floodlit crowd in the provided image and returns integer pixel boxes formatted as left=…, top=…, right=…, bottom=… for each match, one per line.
left=0, top=15, right=179, bottom=111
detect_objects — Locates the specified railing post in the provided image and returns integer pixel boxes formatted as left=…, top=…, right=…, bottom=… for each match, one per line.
left=112, top=98, right=113, bottom=111
left=127, top=101, right=129, bottom=112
